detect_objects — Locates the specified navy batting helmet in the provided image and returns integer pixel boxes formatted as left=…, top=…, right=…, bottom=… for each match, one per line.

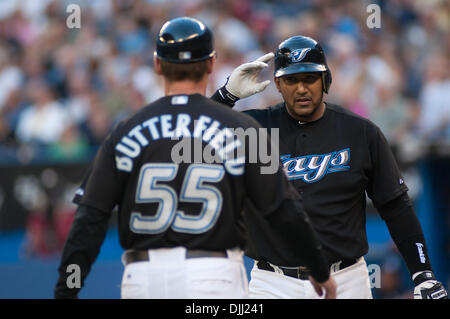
left=274, top=36, right=332, bottom=93
left=155, top=17, right=215, bottom=63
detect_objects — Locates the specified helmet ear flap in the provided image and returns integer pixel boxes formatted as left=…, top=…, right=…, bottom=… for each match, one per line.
left=322, top=69, right=332, bottom=93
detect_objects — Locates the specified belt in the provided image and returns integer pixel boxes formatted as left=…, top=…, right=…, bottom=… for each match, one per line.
left=124, top=249, right=227, bottom=265
left=256, top=258, right=359, bottom=280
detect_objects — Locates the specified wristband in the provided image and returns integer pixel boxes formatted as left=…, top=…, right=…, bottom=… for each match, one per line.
left=413, top=271, right=435, bottom=286
left=219, top=80, right=240, bottom=104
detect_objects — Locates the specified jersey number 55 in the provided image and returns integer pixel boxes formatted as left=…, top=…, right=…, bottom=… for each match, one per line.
left=130, top=163, right=225, bottom=235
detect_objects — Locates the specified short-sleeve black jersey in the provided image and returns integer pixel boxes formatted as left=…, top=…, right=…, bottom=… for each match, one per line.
left=242, top=102, right=408, bottom=262
left=73, top=94, right=300, bottom=252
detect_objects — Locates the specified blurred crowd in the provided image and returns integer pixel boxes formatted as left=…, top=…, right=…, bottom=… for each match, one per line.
left=0, top=0, right=448, bottom=163
left=0, top=0, right=448, bottom=298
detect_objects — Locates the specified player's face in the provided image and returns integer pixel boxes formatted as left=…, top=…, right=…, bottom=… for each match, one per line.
left=275, top=72, right=324, bottom=122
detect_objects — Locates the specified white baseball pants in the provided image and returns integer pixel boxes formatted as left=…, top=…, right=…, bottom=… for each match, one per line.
left=120, top=247, right=249, bottom=299
left=249, top=257, right=373, bottom=299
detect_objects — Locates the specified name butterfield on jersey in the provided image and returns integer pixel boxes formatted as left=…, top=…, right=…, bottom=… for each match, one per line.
left=114, top=113, right=281, bottom=174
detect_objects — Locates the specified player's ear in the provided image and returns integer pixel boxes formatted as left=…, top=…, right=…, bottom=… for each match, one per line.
left=153, top=53, right=163, bottom=75
left=274, top=77, right=281, bottom=92
left=207, top=55, right=216, bottom=74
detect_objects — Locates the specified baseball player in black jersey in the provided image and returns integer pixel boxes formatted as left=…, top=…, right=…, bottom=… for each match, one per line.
left=54, top=19, right=336, bottom=299
left=212, top=35, right=448, bottom=299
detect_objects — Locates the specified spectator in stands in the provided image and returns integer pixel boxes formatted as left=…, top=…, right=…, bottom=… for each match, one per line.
left=370, top=83, right=412, bottom=145
left=417, top=51, right=450, bottom=141
left=15, top=79, right=70, bottom=145
left=78, top=92, right=111, bottom=147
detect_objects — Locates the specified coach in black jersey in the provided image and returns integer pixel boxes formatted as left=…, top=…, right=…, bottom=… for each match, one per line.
left=54, top=19, right=336, bottom=299
left=212, top=35, right=447, bottom=299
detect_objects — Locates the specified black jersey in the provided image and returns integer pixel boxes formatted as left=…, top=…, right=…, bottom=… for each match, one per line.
left=242, top=102, right=408, bottom=262
left=72, top=94, right=301, bottom=252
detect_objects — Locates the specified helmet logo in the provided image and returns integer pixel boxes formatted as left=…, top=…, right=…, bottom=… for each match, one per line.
left=290, top=48, right=311, bottom=62
left=179, top=51, right=192, bottom=60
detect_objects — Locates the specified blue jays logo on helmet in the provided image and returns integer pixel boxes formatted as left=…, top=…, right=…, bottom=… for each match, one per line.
left=290, top=48, right=311, bottom=63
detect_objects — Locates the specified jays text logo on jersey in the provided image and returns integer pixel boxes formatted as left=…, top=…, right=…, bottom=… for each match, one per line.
left=281, top=148, right=350, bottom=183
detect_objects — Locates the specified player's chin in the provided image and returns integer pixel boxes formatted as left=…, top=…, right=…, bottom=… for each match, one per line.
left=293, top=104, right=314, bottom=117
